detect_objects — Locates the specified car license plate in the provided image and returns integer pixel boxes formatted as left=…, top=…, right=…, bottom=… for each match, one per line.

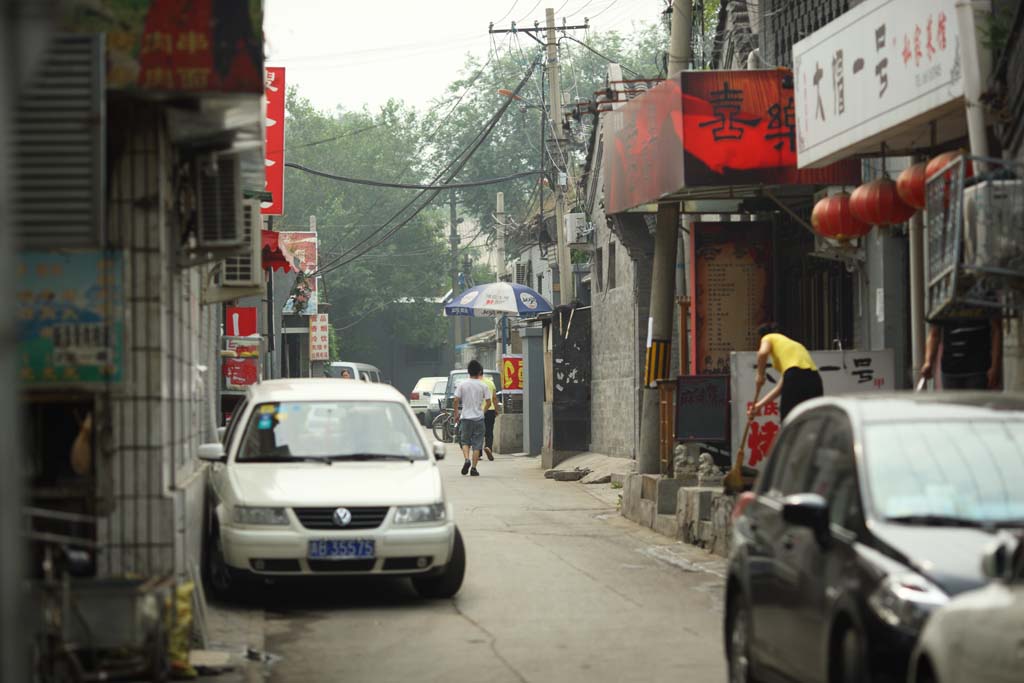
left=308, top=539, right=375, bottom=559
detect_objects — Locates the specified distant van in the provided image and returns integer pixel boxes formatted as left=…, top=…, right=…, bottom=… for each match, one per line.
left=325, top=361, right=385, bottom=383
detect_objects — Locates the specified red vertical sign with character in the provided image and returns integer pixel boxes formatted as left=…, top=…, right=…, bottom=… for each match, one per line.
left=262, top=67, right=285, bottom=215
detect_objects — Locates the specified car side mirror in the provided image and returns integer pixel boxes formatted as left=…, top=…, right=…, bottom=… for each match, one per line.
left=216, top=426, right=227, bottom=443
left=433, top=442, right=446, bottom=460
left=197, top=443, right=226, bottom=463
left=782, top=493, right=830, bottom=541
left=981, top=534, right=1018, bottom=581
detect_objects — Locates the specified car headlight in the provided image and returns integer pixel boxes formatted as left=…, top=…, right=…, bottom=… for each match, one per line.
left=233, top=507, right=290, bottom=526
left=868, top=572, right=948, bottom=634
left=394, top=503, right=446, bottom=525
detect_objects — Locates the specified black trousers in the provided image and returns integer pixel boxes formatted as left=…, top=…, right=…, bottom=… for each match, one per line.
left=484, top=410, right=497, bottom=448
left=780, top=368, right=824, bottom=421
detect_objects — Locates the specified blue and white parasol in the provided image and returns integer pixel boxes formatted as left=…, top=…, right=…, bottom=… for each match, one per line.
left=444, top=282, right=552, bottom=318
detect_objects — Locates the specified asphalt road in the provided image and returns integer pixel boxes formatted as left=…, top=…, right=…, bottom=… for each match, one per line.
left=250, top=447, right=728, bottom=683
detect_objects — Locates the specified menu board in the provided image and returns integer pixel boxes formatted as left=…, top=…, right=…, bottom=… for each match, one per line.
left=691, top=223, right=772, bottom=374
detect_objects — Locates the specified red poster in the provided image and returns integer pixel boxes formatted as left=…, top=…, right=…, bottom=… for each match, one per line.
left=262, top=67, right=285, bottom=215
left=223, top=357, right=258, bottom=389
left=501, top=355, right=523, bottom=394
left=225, top=306, right=257, bottom=337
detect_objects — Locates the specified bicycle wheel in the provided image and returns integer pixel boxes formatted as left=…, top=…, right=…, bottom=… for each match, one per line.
left=431, top=414, right=450, bottom=442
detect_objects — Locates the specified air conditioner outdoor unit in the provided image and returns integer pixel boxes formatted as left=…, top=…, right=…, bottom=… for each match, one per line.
left=221, top=199, right=262, bottom=287
left=514, top=262, right=528, bottom=285
left=564, top=212, right=586, bottom=244
left=196, top=154, right=243, bottom=248
left=962, top=180, right=1024, bottom=270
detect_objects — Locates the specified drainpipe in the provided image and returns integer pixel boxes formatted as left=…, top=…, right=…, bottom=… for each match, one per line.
left=955, top=0, right=992, bottom=161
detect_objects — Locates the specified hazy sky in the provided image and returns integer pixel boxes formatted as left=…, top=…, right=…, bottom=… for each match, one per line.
left=265, top=0, right=666, bottom=114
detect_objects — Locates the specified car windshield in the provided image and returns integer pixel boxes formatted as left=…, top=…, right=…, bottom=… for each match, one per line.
left=236, top=401, right=426, bottom=462
left=864, top=420, right=1024, bottom=525
left=449, top=372, right=497, bottom=394
left=432, top=380, right=447, bottom=395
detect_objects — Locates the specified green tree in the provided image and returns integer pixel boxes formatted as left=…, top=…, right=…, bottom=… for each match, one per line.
left=280, top=91, right=450, bottom=359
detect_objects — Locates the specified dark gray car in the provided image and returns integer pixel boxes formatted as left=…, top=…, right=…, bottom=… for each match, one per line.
left=725, top=393, right=1024, bottom=683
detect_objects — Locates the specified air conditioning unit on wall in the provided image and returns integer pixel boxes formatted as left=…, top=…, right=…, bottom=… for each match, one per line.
left=196, top=153, right=243, bottom=249
left=221, top=199, right=262, bottom=287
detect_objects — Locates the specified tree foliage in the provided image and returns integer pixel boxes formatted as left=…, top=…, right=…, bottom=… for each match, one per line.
left=278, top=22, right=668, bottom=358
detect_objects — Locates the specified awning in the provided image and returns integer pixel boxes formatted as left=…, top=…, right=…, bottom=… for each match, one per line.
left=261, top=230, right=298, bottom=272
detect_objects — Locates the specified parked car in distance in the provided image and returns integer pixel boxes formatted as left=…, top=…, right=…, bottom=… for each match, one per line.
left=424, top=379, right=448, bottom=427
left=325, top=361, right=384, bottom=383
left=198, top=379, right=464, bottom=601
left=908, top=532, right=1024, bottom=683
left=409, top=376, right=445, bottom=425
left=725, top=393, right=1024, bottom=683
left=442, top=368, right=501, bottom=410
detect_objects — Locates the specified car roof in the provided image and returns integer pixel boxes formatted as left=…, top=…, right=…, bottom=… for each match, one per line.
left=247, top=378, right=404, bottom=403
left=329, top=361, right=380, bottom=371
left=789, top=391, right=1024, bottom=424
left=449, top=368, right=499, bottom=376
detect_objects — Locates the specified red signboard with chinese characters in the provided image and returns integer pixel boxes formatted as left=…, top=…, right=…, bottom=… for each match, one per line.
left=501, top=355, right=523, bottom=394
left=262, top=67, right=285, bottom=215
left=60, top=0, right=264, bottom=92
left=309, top=314, right=330, bottom=361
left=605, top=69, right=861, bottom=214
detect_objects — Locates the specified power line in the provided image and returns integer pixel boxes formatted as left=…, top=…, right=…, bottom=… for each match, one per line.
left=493, top=0, right=521, bottom=24
left=285, top=162, right=542, bottom=190
left=314, top=54, right=544, bottom=279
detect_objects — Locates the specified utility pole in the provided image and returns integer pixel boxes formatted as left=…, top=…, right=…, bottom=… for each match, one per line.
left=496, top=191, right=506, bottom=281
left=638, top=0, right=691, bottom=475
left=545, top=7, right=572, bottom=305
left=449, top=191, right=459, bottom=370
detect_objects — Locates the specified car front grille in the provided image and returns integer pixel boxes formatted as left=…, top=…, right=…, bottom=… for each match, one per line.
left=292, top=506, right=390, bottom=530
left=307, top=559, right=376, bottom=572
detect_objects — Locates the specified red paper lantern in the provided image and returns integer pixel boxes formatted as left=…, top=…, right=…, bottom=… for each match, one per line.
left=849, top=177, right=916, bottom=226
left=896, top=162, right=927, bottom=210
left=926, top=150, right=973, bottom=179
left=811, top=193, right=871, bottom=242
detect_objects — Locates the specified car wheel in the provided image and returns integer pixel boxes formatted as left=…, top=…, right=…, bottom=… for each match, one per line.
left=727, top=592, right=758, bottom=683
left=838, top=627, right=867, bottom=683
left=204, top=527, right=246, bottom=602
left=412, top=527, right=465, bottom=599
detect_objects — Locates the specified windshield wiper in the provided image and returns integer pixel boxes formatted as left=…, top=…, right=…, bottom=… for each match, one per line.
left=325, top=453, right=415, bottom=462
left=886, top=514, right=987, bottom=528
left=241, top=456, right=332, bottom=465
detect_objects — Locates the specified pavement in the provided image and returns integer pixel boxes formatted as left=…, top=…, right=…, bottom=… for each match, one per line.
left=198, top=447, right=728, bottom=683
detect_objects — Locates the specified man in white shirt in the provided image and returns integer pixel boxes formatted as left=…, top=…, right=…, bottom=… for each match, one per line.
left=453, top=360, right=491, bottom=476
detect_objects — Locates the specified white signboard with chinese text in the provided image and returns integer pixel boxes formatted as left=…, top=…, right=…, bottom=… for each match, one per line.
left=793, top=0, right=963, bottom=168
left=729, top=349, right=895, bottom=470
left=309, top=314, right=329, bottom=361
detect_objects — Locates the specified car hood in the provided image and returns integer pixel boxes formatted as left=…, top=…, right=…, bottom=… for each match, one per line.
left=228, top=461, right=443, bottom=507
left=871, top=522, right=996, bottom=595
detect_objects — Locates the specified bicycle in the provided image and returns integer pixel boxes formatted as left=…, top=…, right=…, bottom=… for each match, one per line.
left=431, top=408, right=457, bottom=443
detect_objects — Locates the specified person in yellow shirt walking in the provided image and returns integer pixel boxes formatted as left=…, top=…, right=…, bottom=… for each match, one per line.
left=481, top=372, right=499, bottom=461
left=747, top=322, right=823, bottom=421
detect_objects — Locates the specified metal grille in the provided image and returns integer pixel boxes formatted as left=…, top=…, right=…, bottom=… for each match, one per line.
left=14, top=34, right=104, bottom=246
left=221, top=199, right=261, bottom=285
left=196, top=154, right=242, bottom=247
left=292, top=507, right=390, bottom=530
left=926, top=155, right=1024, bottom=319
left=308, top=559, right=376, bottom=572
left=761, top=0, right=849, bottom=68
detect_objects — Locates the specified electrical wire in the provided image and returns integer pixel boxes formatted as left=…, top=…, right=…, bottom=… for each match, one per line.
left=285, top=163, right=542, bottom=190
left=493, top=0, right=521, bottom=24
left=313, top=54, right=543, bottom=279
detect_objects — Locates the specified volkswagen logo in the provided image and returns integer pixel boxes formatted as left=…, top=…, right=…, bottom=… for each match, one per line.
left=332, top=507, right=353, bottom=527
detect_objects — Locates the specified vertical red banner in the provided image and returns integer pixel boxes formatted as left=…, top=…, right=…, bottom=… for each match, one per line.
left=262, top=67, right=285, bottom=215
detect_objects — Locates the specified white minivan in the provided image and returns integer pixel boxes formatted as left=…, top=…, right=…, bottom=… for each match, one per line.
left=325, top=361, right=384, bottom=383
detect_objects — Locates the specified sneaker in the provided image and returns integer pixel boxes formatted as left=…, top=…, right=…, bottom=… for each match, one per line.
left=470, top=467, right=480, bottom=476
left=461, top=460, right=471, bottom=476
left=485, top=447, right=494, bottom=461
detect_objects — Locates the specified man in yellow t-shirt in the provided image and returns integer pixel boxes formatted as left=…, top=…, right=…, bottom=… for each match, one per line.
left=748, top=322, right=823, bottom=421
left=481, top=373, right=499, bottom=461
